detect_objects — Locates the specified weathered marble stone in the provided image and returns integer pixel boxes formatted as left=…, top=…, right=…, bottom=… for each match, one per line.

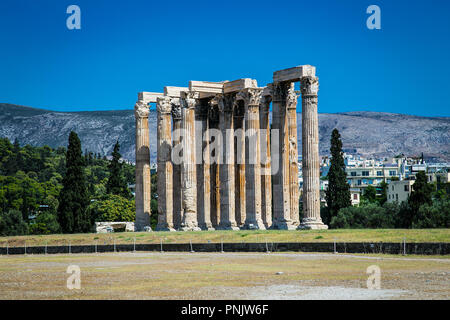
left=95, top=222, right=134, bottom=233
left=135, top=65, right=325, bottom=233
left=299, top=76, right=328, bottom=230
left=156, top=96, right=176, bottom=231
left=134, top=99, right=152, bottom=231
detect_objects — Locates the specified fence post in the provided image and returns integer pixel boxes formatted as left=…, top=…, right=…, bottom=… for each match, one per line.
left=160, top=238, right=163, bottom=253
left=266, top=240, right=270, bottom=253
left=334, top=238, right=337, bottom=254
left=403, top=237, right=406, bottom=255
left=95, top=240, right=97, bottom=254
left=221, top=238, right=224, bottom=253
left=133, top=237, right=136, bottom=253
left=24, top=241, right=27, bottom=255
left=45, top=242, right=47, bottom=255
left=6, top=241, right=8, bottom=256
left=190, top=239, right=194, bottom=253
left=114, top=239, right=116, bottom=253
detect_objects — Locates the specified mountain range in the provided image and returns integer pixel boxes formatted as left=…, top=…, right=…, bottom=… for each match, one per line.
left=1, top=103, right=449, bottom=162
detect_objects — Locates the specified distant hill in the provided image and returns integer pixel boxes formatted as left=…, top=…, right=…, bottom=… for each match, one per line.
left=1, top=103, right=449, bottom=162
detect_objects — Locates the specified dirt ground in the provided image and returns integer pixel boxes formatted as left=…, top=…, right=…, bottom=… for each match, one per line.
left=0, top=252, right=448, bottom=300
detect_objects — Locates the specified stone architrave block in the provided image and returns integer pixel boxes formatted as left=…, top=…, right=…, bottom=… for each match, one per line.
left=164, top=86, right=189, bottom=98
left=273, top=65, right=316, bottom=83
left=223, top=78, right=257, bottom=94
left=138, top=92, right=164, bottom=104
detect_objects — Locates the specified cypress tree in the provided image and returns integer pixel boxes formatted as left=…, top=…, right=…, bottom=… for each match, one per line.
left=409, top=171, right=433, bottom=217
left=106, top=141, right=132, bottom=199
left=325, top=129, right=351, bottom=220
left=57, top=131, right=90, bottom=233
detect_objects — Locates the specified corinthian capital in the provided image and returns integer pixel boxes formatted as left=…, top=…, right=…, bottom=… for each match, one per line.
left=171, top=99, right=182, bottom=120
left=180, top=91, right=199, bottom=109
left=300, top=76, right=319, bottom=96
left=272, top=82, right=290, bottom=102
left=217, top=93, right=235, bottom=113
left=134, top=100, right=149, bottom=118
left=236, top=87, right=263, bottom=106
left=156, top=96, right=172, bottom=114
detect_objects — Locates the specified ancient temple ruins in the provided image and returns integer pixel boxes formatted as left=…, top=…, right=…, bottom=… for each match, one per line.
left=134, top=65, right=328, bottom=231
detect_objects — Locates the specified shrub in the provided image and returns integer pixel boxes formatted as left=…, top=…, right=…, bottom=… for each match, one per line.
left=0, top=209, right=29, bottom=236
left=412, top=199, right=450, bottom=228
left=87, top=194, right=135, bottom=222
left=330, top=203, right=395, bottom=229
left=29, top=211, right=61, bottom=234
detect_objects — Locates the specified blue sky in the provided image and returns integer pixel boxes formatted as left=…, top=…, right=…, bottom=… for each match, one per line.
left=0, top=0, right=449, bottom=116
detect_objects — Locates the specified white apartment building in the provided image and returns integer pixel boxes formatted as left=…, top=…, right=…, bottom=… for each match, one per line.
left=346, top=163, right=400, bottom=193
left=387, top=180, right=415, bottom=203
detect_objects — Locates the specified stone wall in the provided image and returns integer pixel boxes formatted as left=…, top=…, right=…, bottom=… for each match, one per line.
left=1, top=242, right=448, bottom=255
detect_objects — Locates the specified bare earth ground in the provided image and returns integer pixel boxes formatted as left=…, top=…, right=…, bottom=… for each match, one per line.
left=0, top=252, right=448, bottom=300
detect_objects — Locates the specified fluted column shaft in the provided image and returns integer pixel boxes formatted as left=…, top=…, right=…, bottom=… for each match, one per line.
left=218, top=94, right=239, bottom=230
left=196, top=101, right=214, bottom=230
left=172, top=103, right=183, bottom=229
left=299, top=76, right=328, bottom=229
left=287, top=84, right=300, bottom=226
left=134, top=100, right=151, bottom=231
left=234, top=104, right=246, bottom=227
left=180, top=92, right=200, bottom=231
left=271, top=82, right=296, bottom=229
left=207, top=104, right=220, bottom=228
left=241, top=88, right=265, bottom=230
left=260, top=95, right=272, bottom=228
left=156, top=97, right=175, bottom=231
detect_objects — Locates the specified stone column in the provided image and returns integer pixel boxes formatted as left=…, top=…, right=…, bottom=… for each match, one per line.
left=171, top=101, right=183, bottom=229
left=271, top=82, right=296, bottom=230
left=287, top=83, right=300, bottom=226
left=208, top=103, right=220, bottom=228
left=180, top=92, right=201, bottom=231
left=134, top=100, right=152, bottom=231
left=156, top=97, right=175, bottom=231
left=234, top=101, right=246, bottom=227
left=260, top=94, right=272, bottom=228
left=196, top=101, right=214, bottom=230
left=239, top=88, right=265, bottom=230
left=299, top=76, right=328, bottom=229
left=217, top=94, right=239, bottom=230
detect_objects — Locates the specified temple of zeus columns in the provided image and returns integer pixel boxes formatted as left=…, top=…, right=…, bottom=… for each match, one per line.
left=134, top=65, right=328, bottom=231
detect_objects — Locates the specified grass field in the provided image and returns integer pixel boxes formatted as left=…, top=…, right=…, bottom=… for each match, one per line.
left=0, top=252, right=448, bottom=299
left=0, top=229, right=449, bottom=247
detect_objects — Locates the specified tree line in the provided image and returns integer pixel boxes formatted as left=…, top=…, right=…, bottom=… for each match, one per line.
left=0, top=133, right=137, bottom=236
left=321, top=129, right=449, bottom=229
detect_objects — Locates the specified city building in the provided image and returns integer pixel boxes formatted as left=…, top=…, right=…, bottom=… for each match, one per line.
left=387, top=179, right=415, bottom=203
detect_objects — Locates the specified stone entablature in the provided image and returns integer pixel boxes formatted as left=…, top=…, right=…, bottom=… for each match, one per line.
left=134, top=65, right=328, bottom=231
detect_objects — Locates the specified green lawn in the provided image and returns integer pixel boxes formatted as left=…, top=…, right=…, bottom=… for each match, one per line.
left=0, top=229, right=449, bottom=247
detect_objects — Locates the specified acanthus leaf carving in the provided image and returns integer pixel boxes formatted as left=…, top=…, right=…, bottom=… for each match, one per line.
left=134, top=100, right=149, bottom=118
left=300, top=76, right=319, bottom=96
left=156, top=96, right=172, bottom=114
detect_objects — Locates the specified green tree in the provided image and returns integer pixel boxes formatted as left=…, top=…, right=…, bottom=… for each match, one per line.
left=0, top=209, right=29, bottom=236
left=408, top=171, right=433, bottom=221
left=30, top=211, right=61, bottom=234
left=57, top=131, right=90, bottom=233
left=378, top=181, right=388, bottom=205
left=86, top=194, right=135, bottom=222
left=106, top=141, right=132, bottom=199
left=325, top=129, right=351, bottom=223
left=412, top=199, right=450, bottom=228
left=361, top=185, right=377, bottom=203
